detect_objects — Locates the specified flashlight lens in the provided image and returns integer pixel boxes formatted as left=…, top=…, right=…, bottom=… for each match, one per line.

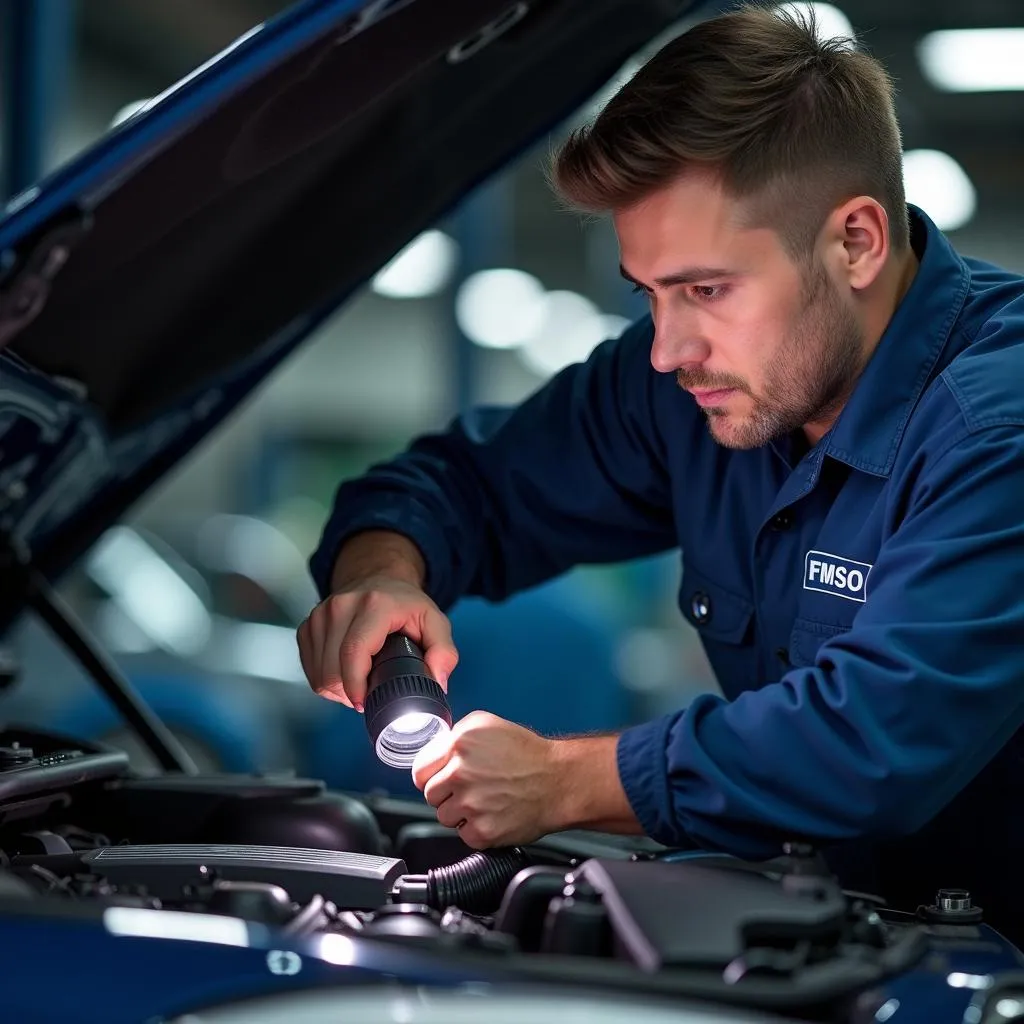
left=365, top=635, right=454, bottom=770
left=388, top=712, right=436, bottom=735
left=376, top=713, right=449, bottom=769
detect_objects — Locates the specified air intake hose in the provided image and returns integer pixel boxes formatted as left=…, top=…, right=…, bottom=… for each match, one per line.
left=393, top=847, right=529, bottom=915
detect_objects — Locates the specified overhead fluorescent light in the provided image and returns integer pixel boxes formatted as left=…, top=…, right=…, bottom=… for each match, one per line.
left=902, top=149, right=977, bottom=232
left=918, top=29, right=1024, bottom=92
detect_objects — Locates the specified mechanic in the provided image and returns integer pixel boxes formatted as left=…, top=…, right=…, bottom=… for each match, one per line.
left=298, top=4, right=1024, bottom=929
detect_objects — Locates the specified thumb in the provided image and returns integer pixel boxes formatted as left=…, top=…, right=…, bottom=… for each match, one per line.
left=412, top=729, right=453, bottom=791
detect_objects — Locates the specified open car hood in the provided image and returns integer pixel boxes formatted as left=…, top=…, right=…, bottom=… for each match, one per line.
left=0, top=0, right=716, bottom=628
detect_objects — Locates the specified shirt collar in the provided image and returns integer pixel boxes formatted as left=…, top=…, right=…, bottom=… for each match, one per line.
left=821, top=206, right=971, bottom=477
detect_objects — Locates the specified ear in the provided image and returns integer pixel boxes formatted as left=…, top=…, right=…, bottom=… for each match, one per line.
left=822, top=196, right=889, bottom=293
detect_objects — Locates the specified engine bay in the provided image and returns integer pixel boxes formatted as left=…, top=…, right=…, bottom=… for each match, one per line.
left=2, top=720, right=1014, bottom=1024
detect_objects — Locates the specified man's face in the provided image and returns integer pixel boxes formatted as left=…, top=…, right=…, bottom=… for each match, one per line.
left=614, top=173, right=866, bottom=449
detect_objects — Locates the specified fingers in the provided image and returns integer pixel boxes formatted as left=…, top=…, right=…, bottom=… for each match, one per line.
left=421, top=609, right=459, bottom=691
left=412, top=730, right=453, bottom=792
left=433, top=796, right=494, bottom=849
left=301, top=609, right=353, bottom=707
left=315, top=601, right=358, bottom=708
left=336, top=602, right=444, bottom=709
left=296, top=579, right=459, bottom=713
left=413, top=713, right=549, bottom=850
left=333, top=603, right=391, bottom=710
left=422, top=753, right=459, bottom=807
left=435, top=796, right=467, bottom=831
left=418, top=733, right=475, bottom=838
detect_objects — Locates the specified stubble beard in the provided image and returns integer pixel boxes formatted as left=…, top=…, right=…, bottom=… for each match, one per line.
left=697, top=265, right=865, bottom=450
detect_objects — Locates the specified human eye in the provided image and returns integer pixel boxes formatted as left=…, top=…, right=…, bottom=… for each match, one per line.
left=691, top=284, right=728, bottom=303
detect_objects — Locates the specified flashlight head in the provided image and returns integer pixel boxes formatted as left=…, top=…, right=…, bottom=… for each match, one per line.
left=365, top=634, right=452, bottom=769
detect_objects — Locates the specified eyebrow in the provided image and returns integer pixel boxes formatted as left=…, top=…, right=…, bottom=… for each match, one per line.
left=619, top=264, right=735, bottom=289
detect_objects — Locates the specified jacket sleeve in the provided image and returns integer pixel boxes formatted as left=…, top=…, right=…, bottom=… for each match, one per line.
left=616, top=423, right=1024, bottom=858
left=308, top=317, right=678, bottom=607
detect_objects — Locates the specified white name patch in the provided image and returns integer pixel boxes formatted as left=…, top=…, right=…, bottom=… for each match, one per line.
left=803, top=550, right=873, bottom=603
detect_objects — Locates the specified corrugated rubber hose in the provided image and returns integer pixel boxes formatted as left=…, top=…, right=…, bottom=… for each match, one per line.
left=424, top=847, right=529, bottom=914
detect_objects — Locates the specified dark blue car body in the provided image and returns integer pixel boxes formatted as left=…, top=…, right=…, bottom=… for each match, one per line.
left=0, top=901, right=1019, bottom=1024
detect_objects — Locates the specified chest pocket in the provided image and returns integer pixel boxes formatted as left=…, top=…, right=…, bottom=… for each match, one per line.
left=680, top=560, right=757, bottom=690
left=788, top=617, right=851, bottom=668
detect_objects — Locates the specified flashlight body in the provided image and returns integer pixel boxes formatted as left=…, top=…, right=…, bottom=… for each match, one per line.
left=367, top=634, right=435, bottom=687
left=365, top=633, right=453, bottom=769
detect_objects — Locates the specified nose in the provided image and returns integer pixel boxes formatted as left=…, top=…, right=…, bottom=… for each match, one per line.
left=650, top=315, right=710, bottom=374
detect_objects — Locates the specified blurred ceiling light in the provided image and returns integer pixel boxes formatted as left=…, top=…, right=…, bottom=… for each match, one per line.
left=371, top=230, right=459, bottom=299
left=110, top=99, right=151, bottom=129
left=86, top=526, right=212, bottom=656
left=918, top=29, right=1024, bottom=92
left=902, top=149, right=976, bottom=232
left=519, top=293, right=629, bottom=377
left=775, top=3, right=854, bottom=44
left=455, top=268, right=546, bottom=349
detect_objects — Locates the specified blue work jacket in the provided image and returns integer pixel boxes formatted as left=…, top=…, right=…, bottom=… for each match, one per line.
left=311, top=207, right=1024, bottom=930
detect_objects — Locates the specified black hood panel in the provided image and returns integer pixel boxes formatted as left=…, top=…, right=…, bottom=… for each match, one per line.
left=9, top=0, right=700, bottom=429
left=0, top=0, right=714, bottom=622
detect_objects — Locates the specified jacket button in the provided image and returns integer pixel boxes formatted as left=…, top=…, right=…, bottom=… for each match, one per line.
left=691, top=592, right=712, bottom=624
left=770, top=510, right=794, bottom=531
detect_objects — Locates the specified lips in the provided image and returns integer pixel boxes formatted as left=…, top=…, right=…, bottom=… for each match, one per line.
left=690, top=388, right=736, bottom=407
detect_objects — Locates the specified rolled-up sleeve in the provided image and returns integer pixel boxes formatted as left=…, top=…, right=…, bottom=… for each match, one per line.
left=618, top=424, right=1024, bottom=858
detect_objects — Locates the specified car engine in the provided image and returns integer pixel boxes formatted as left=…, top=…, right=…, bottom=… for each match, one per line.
left=2, top=721, right=1022, bottom=1024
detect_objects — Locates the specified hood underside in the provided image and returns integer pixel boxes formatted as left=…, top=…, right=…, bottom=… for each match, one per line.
left=0, top=0, right=716, bottom=628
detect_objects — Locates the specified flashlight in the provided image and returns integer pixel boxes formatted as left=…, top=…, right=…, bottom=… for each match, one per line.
left=365, top=632, right=453, bottom=768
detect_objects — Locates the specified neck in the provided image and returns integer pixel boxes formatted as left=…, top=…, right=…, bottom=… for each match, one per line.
left=870, top=244, right=920, bottom=343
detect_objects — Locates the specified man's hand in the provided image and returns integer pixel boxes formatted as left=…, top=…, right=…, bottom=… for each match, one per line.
left=412, top=712, right=643, bottom=848
left=297, top=531, right=458, bottom=710
left=412, top=712, right=558, bottom=848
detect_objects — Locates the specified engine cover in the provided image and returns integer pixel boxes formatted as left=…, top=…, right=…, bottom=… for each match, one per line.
left=81, top=844, right=407, bottom=909
left=578, top=857, right=849, bottom=971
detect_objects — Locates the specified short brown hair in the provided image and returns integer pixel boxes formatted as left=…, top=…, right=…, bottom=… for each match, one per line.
left=552, top=2, right=909, bottom=258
